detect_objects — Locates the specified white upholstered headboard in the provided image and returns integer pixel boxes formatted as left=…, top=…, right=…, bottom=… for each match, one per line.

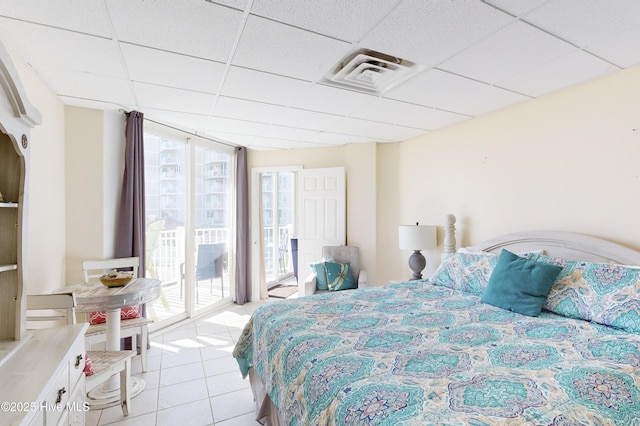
left=442, top=214, right=640, bottom=266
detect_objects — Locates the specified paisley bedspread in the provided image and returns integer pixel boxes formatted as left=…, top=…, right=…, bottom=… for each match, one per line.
left=233, top=281, right=640, bottom=425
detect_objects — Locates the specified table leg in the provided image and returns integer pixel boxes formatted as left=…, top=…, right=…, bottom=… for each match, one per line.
left=86, top=308, right=146, bottom=409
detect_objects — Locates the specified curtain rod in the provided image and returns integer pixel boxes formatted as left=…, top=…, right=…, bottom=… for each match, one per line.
left=119, top=109, right=240, bottom=149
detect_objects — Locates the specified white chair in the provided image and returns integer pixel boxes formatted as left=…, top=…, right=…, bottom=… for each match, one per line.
left=304, top=245, right=368, bottom=296
left=26, top=292, right=134, bottom=416
left=82, top=257, right=152, bottom=372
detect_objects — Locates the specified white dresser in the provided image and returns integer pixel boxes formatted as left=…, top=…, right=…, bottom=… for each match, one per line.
left=0, top=324, right=88, bottom=426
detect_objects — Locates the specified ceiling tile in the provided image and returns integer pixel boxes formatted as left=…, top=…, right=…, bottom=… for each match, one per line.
left=1, top=0, right=639, bottom=151
left=249, top=136, right=309, bottom=150
left=121, top=44, right=225, bottom=94
left=142, top=109, right=210, bottom=131
left=360, top=0, right=515, bottom=67
left=349, top=97, right=413, bottom=125
left=0, top=0, right=111, bottom=37
left=306, top=132, right=376, bottom=146
left=587, top=25, right=640, bottom=68
left=270, top=107, right=346, bottom=132
left=59, top=95, right=131, bottom=112
left=213, top=96, right=289, bottom=124
left=203, top=131, right=255, bottom=147
left=258, top=125, right=319, bottom=141
left=204, top=116, right=269, bottom=136
left=43, top=67, right=134, bottom=106
left=249, top=0, right=399, bottom=42
left=232, top=15, right=353, bottom=81
left=439, top=21, right=576, bottom=85
left=221, top=66, right=312, bottom=106
left=376, top=125, right=428, bottom=142
left=133, top=82, right=216, bottom=115
left=206, top=0, right=249, bottom=9
left=350, top=98, right=467, bottom=130
left=330, top=117, right=420, bottom=142
left=385, top=69, right=529, bottom=116
left=106, top=0, right=242, bottom=61
left=499, top=50, right=620, bottom=97
left=483, top=0, right=550, bottom=17
left=524, top=0, right=640, bottom=47
left=291, top=83, right=377, bottom=116
left=0, top=18, right=124, bottom=77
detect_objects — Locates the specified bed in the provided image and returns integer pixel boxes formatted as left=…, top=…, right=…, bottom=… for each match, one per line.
left=233, top=215, right=640, bottom=425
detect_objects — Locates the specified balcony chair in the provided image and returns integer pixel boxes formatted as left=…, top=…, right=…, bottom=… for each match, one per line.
left=180, top=243, right=226, bottom=303
left=82, top=257, right=152, bottom=372
left=26, top=292, right=135, bottom=416
left=304, top=245, right=368, bottom=296
left=278, top=228, right=290, bottom=275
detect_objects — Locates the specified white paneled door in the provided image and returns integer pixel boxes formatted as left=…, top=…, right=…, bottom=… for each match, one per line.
left=297, top=167, right=346, bottom=295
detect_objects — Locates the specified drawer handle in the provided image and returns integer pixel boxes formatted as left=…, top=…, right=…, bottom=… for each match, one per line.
left=56, top=387, right=66, bottom=405
left=75, top=354, right=84, bottom=368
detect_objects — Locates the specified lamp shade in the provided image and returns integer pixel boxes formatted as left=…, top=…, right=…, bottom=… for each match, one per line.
left=399, top=224, right=436, bottom=250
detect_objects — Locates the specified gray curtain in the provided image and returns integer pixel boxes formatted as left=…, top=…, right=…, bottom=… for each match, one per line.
left=116, top=110, right=146, bottom=271
left=115, top=110, right=146, bottom=351
left=235, top=146, right=251, bottom=304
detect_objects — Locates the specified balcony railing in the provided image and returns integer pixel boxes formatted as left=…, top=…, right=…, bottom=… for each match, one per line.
left=147, top=226, right=292, bottom=283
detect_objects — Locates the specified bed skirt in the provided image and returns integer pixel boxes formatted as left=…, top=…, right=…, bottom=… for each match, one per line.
left=249, top=368, right=285, bottom=426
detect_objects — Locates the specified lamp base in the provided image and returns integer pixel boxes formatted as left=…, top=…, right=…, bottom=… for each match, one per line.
left=408, top=250, right=426, bottom=280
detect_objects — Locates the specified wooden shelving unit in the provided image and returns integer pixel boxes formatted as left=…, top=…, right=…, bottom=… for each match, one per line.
left=0, top=39, right=41, bottom=357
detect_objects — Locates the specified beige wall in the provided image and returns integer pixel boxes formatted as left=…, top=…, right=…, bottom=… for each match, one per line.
left=10, top=48, right=67, bottom=294
left=376, top=143, right=402, bottom=283
left=385, top=64, right=640, bottom=280
left=64, top=107, right=125, bottom=284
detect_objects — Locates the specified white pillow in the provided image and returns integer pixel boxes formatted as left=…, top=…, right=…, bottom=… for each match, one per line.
left=457, top=247, right=545, bottom=256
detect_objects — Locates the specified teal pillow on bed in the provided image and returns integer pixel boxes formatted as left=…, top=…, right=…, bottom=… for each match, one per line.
left=481, top=249, right=563, bottom=317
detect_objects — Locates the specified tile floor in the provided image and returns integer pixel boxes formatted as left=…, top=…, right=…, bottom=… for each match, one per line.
left=85, top=300, right=268, bottom=426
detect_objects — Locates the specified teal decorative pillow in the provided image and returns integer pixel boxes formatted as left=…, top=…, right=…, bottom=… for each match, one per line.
left=310, top=261, right=329, bottom=291
left=430, top=252, right=499, bottom=296
left=537, top=254, right=640, bottom=333
left=325, top=261, right=356, bottom=291
left=481, top=250, right=563, bottom=317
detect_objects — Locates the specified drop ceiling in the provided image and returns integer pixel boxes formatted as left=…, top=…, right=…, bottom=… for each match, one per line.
left=0, top=0, right=638, bottom=150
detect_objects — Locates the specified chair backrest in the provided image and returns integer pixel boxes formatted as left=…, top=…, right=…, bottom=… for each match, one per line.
left=322, top=246, right=360, bottom=279
left=26, top=293, right=77, bottom=327
left=82, top=257, right=140, bottom=283
left=196, top=243, right=225, bottom=280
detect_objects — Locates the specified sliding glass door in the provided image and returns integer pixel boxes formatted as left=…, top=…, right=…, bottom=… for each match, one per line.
left=143, top=130, right=234, bottom=327
left=261, top=171, right=296, bottom=286
left=192, top=145, right=232, bottom=312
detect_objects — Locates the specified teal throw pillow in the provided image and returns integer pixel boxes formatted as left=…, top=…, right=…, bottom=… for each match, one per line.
left=481, top=249, right=563, bottom=317
left=325, top=261, right=356, bottom=291
left=310, top=261, right=329, bottom=291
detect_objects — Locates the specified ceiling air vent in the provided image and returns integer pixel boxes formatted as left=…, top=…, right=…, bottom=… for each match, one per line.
left=322, top=49, right=423, bottom=95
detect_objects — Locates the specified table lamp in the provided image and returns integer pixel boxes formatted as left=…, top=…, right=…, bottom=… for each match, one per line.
left=399, top=223, right=436, bottom=280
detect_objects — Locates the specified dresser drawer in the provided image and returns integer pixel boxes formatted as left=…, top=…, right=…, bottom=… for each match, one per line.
left=44, top=364, right=70, bottom=426
left=68, top=340, right=86, bottom=390
left=67, top=374, right=87, bottom=426
left=27, top=409, right=44, bottom=426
